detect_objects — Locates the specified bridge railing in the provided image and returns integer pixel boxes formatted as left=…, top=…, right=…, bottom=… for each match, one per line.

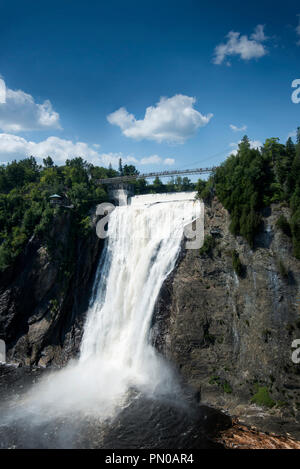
left=96, top=167, right=216, bottom=185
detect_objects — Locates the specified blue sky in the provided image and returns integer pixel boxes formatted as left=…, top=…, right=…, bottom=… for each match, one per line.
left=0, top=0, right=299, bottom=172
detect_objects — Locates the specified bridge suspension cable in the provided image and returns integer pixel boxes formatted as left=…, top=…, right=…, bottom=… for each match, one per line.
left=96, top=167, right=217, bottom=185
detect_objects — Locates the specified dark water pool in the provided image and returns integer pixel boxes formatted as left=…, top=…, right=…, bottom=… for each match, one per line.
left=0, top=365, right=230, bottom=449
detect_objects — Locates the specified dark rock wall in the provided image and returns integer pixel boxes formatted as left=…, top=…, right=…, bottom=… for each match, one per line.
left=153, top=198, right=300, bottom=432
left=0, top=208, right=103, bottom=367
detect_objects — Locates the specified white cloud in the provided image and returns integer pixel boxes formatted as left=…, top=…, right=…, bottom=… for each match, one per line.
left=107, top=94, right=213, bottom=143
left=0, top=78, right=6, bottom=104
left=229, top=139, right=262, bottom=155
left=251, top=24, right=267, bottom=42
left=213, top=25, right=268, bottom=65
left=164, top=158, right=175, bottom=165
left=99, top=152, right=138, bottom=167
left=0, top=134, right=176, bottom=169
left=0, top=134, right=101, bottom=165
left=287, top=130, right=296, bottom=139
left=139, top=154, right=175, bottom=165
left=230, top=124, right=247, bottom=132
left=0, top=79, right=60, bottom=132
left=140, top=155, right=162, bottom=165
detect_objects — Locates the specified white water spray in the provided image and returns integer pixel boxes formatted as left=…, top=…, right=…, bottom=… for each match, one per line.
left=5, top=193, right=203, bottom=421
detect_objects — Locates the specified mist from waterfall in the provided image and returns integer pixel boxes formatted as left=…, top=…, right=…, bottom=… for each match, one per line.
left=3, top=193, right=202, bottom=423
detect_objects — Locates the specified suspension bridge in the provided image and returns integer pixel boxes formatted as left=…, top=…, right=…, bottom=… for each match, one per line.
left=96, top=166, right=217, bottom=185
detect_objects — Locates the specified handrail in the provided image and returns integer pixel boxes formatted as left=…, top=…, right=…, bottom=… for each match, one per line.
left=96, top=167, right=217, bottom=185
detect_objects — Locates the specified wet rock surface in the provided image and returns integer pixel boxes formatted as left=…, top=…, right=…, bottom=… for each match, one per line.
left=153, top=199, right=300, bottom=439
left=0, top=209, right=103, bottom=367
left=218, top=419, right=300, bottom=449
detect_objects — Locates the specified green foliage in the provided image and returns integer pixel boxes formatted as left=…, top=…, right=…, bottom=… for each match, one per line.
left=0, top=156, right=114, bottom=272
left=0, top=154, right=198, bottom=272
left=152, top=176, right=165, bottom=193
left=122, top=164, right=139, bottom=176
left=251, top=385, right=275, bottom=408
left=209, top=376, right=232, bottom=394
left=79, top=216, right=92, bottom=237
left=43, top=156, right=54, bottom=168
left=209, top=375, right=221, bottom=385
left=291, top=207, right=300, bottom=259
left=223, top=381, right=233, bottom=394
left=199, top=235, right=216, bottom=257
left=196, top=178, right=213, bottom=202
left=0, top=241, right=13, bottom=270
left=146, top=175, right=195, bottom=194
left=196, top=131, right=300, bottom=255
left=276, top=214, right=292, bottom=237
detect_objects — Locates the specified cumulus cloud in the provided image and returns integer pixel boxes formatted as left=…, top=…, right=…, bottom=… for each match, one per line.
left=0, top=134, right=176, bottom=168
left=0, top=134, right=101, bottom=165
left=163, top=158, right=175, bottom=165
left=230, top=124, right=247, bottom=132
left=251, top=24, right=268, bottom=42
left=0, top=78, right=6, bottom=104
left=101, top=152, right=175, bottom=167
left=140, top=154, right=175, bottom=165
left=213, top=25, right=268, bottom=65
left=140, top=155, right=162, bottom=165
left=99, top=152, right=138, bottom=167
left=107, top=94, right=213, bottom=143
left=229, top=139, right=262, bottom=155
left=0, top=79, right=60, bottom=132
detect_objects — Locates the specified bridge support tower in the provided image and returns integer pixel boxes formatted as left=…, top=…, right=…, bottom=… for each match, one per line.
left=107, top=183, right=135, bottom=206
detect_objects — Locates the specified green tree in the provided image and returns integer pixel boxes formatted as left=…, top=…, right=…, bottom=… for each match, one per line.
left=152, top=176, right=165, bottom=193
left=123, top=164, right=139, bottom=176
left=43, top=156, right=54, bottom=168
left=118, top=158, right=123, bottom=176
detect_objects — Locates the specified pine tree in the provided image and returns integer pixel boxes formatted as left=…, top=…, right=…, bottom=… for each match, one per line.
left=285, top=138, right=296, bottom=195
left=286, top=137, right=296, bottom=160
left=296, top=127, right=300, bottom=158
left=290, top=130, right=300, bottom=192
left=43, top=156, right=54, bottom=168
left=118, top=158, right=123, bottom=176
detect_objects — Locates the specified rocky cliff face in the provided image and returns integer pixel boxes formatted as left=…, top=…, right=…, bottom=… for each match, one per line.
left=153, top=198, right=300, bottom=437
left=0, top=208, right=103, bottom=367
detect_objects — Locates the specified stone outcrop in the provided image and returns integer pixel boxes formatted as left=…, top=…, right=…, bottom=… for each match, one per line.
left=217, top=420, right=300, bottom=449
left=153, top=198, right=300, bottom=437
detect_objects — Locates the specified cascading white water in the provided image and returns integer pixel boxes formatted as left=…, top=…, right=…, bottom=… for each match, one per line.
left=8, top=193, right=202, bottom=421
left=80, top=194, right=201, bottom=391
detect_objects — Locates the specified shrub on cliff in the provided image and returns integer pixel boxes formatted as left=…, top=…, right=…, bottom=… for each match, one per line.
left=276, top=214, right=292, bottom=237
left=251, top=385, right=275, bottom=408
left=199, top=235, right=216, bottom=257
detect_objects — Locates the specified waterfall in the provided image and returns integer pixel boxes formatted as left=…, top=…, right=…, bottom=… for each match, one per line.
left=8, top=193, right=202, bottom=421
left=80, top=194, right=201, bottom=391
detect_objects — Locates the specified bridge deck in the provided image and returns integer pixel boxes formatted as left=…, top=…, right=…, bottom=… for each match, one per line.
left=97, top=167, right=216, bottom=185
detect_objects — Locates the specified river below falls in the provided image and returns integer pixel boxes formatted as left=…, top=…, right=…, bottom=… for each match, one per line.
left=0, top=364, right=230, bottom=449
